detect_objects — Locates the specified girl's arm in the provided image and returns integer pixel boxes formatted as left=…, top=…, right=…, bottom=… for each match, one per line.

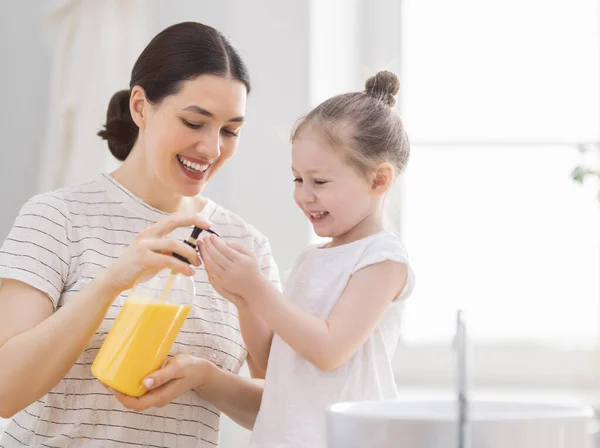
left=200, top=235, right=407, bottom=371
left=245, top=261, right=406, bottom=371
left=199, top=243, right=273, bottom=377
left=238, top=306, right=272, bottom=378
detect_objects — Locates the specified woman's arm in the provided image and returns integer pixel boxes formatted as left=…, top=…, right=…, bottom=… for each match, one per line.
left=0, top=213, right=209, bottom=418
left=0, top=277, right=119, bottom=418
left=199, top=241, right=274, bottom=378
left=106, top=354, right=264, bottom=430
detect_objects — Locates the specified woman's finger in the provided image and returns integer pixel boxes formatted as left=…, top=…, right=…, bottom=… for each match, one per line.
left=140, top=213, right=212, bottom=238
left=145, top=252, right=194, bottom=276
left=144, top=380, right=183, bottom=409
left=144, top=238, right=200, bottom=266
left=142, top=358, right=183, bottom=391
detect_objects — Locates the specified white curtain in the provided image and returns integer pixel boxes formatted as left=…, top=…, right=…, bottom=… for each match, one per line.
left=39, top=0, right=149, bottom=191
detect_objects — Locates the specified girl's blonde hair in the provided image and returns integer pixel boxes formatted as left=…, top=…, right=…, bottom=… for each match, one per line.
left=291, top=70, right=410, bottom=180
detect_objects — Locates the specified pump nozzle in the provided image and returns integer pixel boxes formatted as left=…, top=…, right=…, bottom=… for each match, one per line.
left=172, top=226, right=219, bottom=264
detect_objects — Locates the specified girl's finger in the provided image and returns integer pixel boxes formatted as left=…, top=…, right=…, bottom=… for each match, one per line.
left=226, top=241, right=255, bottom=257
left=202, top=237, right=230, bottom=270
left=198, top=240, right=223, bottom=276
left=209, top=235, right=244, bottom=261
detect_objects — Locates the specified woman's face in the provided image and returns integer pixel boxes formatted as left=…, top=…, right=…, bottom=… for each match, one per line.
left=138, top=75, right=247, bottom=197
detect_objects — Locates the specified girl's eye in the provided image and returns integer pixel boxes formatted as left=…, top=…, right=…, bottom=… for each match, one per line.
left=314, top=180, right=328, bottom=185
left=293, top=178, right=303, bottom=183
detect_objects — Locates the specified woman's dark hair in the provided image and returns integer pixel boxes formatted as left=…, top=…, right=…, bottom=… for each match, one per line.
left=98, top=22, right=251, bottom=161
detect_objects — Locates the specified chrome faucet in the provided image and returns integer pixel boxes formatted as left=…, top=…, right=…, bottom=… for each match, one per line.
left=455, top=310, right=471, bottom=448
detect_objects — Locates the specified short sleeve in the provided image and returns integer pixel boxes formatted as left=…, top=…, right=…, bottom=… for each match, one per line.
left=253, top=235, right=282, bottom=292
left=352, top=233, right=415, bottom=301
left=0, top=193, right=72, bottom=309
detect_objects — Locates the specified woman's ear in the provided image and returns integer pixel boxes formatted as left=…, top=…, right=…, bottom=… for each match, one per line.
left=370, top=162, right=394, bottom=197
left=130, top=85, right=148, bottom=130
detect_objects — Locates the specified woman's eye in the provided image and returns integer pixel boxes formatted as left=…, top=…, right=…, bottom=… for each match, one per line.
left=221, top=128, right=239, bottom=137
left=314, top=180, right=328, bottom=185
left=182, top=120, right=202, bottom=130
left=293, top=178, right=303, bottom=183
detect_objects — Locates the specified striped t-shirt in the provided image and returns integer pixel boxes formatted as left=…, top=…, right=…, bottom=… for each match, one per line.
left=0, top=173, right=281, bottom=448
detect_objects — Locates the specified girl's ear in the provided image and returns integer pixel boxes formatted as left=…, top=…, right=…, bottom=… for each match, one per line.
left=370, top=162, right=394, bottom=197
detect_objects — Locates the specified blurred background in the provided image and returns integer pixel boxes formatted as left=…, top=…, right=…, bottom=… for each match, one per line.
left=2, top=0, right=600, bottom=446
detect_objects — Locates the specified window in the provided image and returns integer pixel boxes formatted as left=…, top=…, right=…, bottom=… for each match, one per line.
left=397, top=0, right=600, bottom=386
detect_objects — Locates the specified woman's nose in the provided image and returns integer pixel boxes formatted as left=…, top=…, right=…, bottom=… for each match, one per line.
left=198, top=131, right=221, bottom=160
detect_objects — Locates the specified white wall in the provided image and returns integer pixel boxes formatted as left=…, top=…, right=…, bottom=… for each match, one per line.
left=0, top=2, right=48, bottom=240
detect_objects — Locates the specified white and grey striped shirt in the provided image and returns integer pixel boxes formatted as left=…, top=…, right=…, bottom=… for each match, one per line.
left=0, top=173, right=281, bottom=448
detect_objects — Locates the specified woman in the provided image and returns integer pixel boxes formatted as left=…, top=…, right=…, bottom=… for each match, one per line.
left=0, top=22, right=279, bottom=448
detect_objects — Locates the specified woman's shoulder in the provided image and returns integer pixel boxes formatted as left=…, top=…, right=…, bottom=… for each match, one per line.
left=20, top=176, right=111, bottom=214
left=208, top=201, right=270, bottom=246
left=208, top=201, right=281, bottom=285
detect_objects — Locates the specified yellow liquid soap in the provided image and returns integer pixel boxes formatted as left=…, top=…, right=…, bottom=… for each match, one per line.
left=92, top=298, right=191, bottom=397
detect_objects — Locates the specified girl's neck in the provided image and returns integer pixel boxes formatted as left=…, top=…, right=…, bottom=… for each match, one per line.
left=111, top=142, right=205, bottom=214
left=328, top=210, right=385, bottom=248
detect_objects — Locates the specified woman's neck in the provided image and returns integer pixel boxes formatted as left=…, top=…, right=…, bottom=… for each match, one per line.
left=110, top=143, right=205, bottom=214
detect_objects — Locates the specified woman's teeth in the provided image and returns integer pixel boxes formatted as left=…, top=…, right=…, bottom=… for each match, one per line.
left=310, top=212, right=328, bottom=219
left=177, top=154, right=210, bottom=173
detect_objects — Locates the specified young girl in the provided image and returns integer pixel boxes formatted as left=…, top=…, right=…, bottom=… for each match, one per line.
left=199, top=70, right=415, bottom=447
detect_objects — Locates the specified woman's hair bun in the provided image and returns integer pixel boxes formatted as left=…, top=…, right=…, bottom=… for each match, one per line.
left=97, top=89, right=138, bottom=161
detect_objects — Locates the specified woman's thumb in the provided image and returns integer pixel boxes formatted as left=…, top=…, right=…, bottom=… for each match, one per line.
left=143, top=359, right=177, bottom=390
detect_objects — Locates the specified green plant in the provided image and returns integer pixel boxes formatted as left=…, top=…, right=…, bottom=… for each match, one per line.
left=572, top=144, right=600, bottom=203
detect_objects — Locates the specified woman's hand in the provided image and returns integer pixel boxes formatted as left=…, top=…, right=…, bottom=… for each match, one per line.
left=198, top=234, right=263, bottom=302
left=100, top=213, right=211, bottom=294
left=102, top=354, right=215, bottom=412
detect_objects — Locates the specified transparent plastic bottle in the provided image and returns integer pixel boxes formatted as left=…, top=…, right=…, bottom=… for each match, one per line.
left=91, top=227, right=203, bottom=397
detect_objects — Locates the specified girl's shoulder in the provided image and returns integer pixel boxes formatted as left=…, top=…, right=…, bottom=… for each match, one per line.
left=360, top=231, right=410, bottom=259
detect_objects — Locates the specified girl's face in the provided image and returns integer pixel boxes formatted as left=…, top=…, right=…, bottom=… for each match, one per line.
left=136, top=75, right=247, bottom=197
left=292, top=129, right=386, bottom=246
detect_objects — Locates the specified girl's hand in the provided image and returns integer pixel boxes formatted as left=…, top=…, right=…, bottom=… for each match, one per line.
left=199, top=235, right=262, bottom=299
left=100, top=213, right=211, bottom=294
left=101, top=354, right=215, bottom=412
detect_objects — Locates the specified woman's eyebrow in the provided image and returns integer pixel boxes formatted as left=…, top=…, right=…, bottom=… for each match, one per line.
left=183, top=105, right=245, bottom=123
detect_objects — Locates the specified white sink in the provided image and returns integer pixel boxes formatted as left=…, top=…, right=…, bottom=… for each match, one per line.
left=327, top=400, right=594, bottom=448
